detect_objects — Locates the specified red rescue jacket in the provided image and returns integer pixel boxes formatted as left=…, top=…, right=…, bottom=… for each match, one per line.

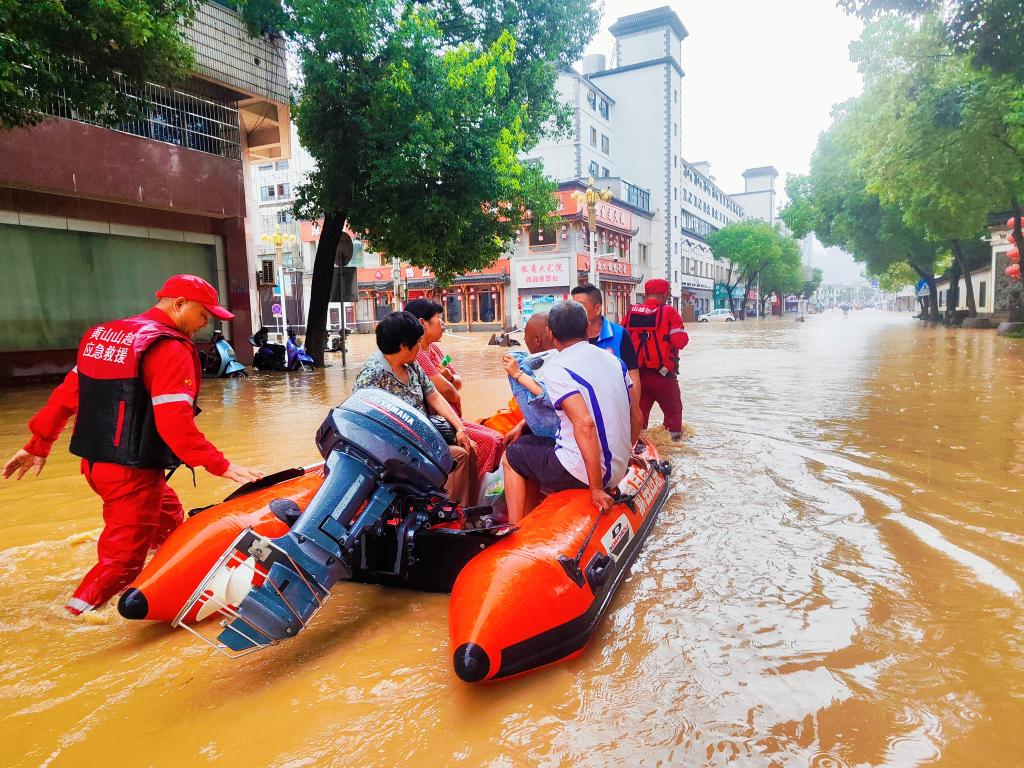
left=68, top=314, right=201, bottom=469
left=623, top=301, right=689, bottom=376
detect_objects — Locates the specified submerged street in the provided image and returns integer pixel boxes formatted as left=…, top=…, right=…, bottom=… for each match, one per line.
left=1, top=313, right=1023, bottom=767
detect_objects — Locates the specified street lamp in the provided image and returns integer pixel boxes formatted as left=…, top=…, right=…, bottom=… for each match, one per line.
left=572, top=176, right=613, bottom=286
left=260, top=225, right=297, bottom=337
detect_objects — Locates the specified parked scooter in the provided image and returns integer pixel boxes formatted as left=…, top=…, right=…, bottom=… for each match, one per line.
left=201, top=330, right=247, bottom=378
left=249, top=326, right=316, bottom=372
left=325, top=328, right=348, bottom=353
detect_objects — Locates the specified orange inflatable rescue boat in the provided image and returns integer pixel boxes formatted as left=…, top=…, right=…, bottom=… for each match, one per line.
left=117, top=389, right=672, bottom=682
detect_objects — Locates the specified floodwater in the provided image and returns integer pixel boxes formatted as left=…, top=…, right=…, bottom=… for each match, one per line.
left=1, top=312, right=1023, bottom=767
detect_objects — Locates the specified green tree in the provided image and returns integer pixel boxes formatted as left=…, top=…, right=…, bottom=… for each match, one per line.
left=0, top=0, right=199, bottom=129
left=780, top=96, right=947, bottom=321
left=802, top=267, right=824, bottom=300
left=852, top=16, right=1024, bottom=318
left=241, top=0, right=597, bottom=363
left=705, top=221, right=801, bottom=320
left=838, top=0, right=1024, bottom=78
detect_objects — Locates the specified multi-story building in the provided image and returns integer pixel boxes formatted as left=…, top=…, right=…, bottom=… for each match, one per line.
left=523, top=6, right=688, bottom=307
left=730, top=166, right=780, bottom=225
left=0, top=1, right=290, bottom=382
left=680, top=160, right=745, bottom=314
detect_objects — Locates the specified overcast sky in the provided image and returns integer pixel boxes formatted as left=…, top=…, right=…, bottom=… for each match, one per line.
left=584, top=0, right=868, bottom=282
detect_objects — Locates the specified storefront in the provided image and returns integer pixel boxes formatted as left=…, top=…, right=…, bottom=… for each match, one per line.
left=593, top=257, right=641, bottom=323
left=713, top=283, right=731, bottom=310
left=354, top=261, right=509, bottom=332
left=515, top=255, right=574, bottom=323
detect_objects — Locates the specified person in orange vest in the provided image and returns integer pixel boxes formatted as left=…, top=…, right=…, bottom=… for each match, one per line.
left=623, top=278, right=690, bottom=441
left=2, top=275, right=264, bottom=616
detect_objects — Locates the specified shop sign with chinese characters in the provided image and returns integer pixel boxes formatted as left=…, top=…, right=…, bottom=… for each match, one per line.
left=596, top=258, right=632, bottom=277
left=516, top=256, right=571, bottom=287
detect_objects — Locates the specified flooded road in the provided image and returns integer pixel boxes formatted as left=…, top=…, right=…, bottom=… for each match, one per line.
left=1, top=312, right=1022, bottom=767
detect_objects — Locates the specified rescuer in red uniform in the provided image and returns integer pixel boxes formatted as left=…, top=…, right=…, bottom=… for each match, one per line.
left=623, top=278, right=690, bottom=441
left=2, top=275, right=263, bottom=616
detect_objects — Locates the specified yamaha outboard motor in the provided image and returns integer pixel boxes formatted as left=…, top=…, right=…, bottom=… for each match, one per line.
left=216, top=389, right=452, bottom=652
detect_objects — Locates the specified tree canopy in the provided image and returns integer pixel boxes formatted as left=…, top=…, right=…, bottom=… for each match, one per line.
left=240, top=0, right=598, bottom=361
left=838, top=0, right=1024, bottom=77
left=705, top=221, right=802, bottom=319
left=0, top=0, right=199, bottom=129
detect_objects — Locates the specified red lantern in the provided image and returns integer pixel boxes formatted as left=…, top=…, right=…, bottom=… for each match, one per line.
left=1008, top=217, right=1019, bottom=229
left=1006, top=263, right=1021, bottom=281
left=1008, top=232, right=1016, bottom=245
left=1008, top=247, right=1020, bottom=264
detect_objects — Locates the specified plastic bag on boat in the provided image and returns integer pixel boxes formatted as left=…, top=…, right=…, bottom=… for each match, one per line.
left=465, top=468, right=507, bottom=527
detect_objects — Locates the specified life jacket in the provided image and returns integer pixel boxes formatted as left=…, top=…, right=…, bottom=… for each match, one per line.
left=68, top=314, right=201, bottom=469
left=624, top=302, right=680, bottom=375
left=590, top=317, right=625, bottom=360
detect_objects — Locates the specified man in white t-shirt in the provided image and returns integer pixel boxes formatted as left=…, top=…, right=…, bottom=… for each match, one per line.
left=502, top=300, right=641, bottom=523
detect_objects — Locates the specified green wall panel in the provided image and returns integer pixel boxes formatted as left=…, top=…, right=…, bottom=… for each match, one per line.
left=1, top=224, right=217, bottom=351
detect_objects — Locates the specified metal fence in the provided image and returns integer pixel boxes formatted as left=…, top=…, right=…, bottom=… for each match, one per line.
left=42, top=63, right=241, bottom=160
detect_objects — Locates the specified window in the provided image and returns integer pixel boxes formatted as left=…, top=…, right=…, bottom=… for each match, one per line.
left=979, top=281, right=987, bottom=307
left=673, top=187, right=677, bottom=200
left=599, top=99, right=609, bottom=119
left=639, top=244, right=649, bottom=264
left=601, top=134, right=609, bottom=154
left=601, top=166, right=610, bottom=177
left=275, top=160, right=289, bottom=171
left=260, top=183, right=290, bottom=201
left=257, top=164, right=273, bottom=172
left=673, top=123, right=678, bottom=136
left=588, top=160, right=599, bottom=177
left=276, top=210, right=293, bottom=224
left=587, top=90, right=597, bottom=110
left=674, top=89, right=678, bottom=103
left=673, top=156, right=677, bottom=168
left=590, top=126, right=597, bottom=146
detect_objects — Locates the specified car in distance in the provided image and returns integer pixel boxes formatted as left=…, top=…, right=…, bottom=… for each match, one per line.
left=697, top=308, right=735, bottom=323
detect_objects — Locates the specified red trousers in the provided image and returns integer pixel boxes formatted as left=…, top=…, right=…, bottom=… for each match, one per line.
left=67, top=460, right=183, bottom=613
left=638, top=368, right=683, bottom=434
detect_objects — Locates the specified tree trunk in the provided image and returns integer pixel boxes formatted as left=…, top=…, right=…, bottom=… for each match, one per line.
left=304, top=211, right=347, bottom=367
left=951, top=239, right=977, bottom=318
left=945, top=258, right=961, bottom=323
left=1010, top=198, right=1024, bottom=323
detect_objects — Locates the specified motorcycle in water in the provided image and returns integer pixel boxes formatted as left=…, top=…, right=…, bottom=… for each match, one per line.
left=200, top=330, right=247, bottom=378
left=249, top=326, right=316, bottom=372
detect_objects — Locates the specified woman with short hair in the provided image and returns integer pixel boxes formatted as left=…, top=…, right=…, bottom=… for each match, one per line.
left=353, top=311, right=478, bottom=504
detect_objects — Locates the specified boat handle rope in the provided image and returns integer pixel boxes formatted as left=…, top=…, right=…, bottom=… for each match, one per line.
left=557, top=457, right=670, bottom=589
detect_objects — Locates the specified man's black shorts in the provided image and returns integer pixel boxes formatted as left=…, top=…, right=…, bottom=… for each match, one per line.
left=504, top=434, right=588, bottom=492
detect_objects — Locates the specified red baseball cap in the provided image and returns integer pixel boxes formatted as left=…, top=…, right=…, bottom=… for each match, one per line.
left=156, top=275, right=234, bottom=320
left=645, top=278, right=671, bottom=295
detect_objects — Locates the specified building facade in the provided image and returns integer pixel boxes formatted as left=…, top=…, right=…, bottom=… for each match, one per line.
left=0, top=1, right=290, bottom=383
left=680, top=160, right=745, bottom=315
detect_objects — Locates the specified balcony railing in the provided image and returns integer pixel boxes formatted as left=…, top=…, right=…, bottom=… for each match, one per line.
left=41, top=60, right=241, bottom=160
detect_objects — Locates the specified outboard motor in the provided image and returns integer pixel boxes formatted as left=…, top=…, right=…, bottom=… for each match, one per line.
left=214, top=389, right=452, bottom=652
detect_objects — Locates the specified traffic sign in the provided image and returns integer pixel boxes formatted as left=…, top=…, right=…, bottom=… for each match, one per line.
left=271, top=302, right=283, bottom=317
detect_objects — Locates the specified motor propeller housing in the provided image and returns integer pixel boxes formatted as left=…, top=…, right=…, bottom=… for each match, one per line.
left=213, top=389, right=455, bottom=652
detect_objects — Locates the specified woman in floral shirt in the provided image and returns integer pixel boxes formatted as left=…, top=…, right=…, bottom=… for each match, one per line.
left=353, top=311, right=479, bottom=503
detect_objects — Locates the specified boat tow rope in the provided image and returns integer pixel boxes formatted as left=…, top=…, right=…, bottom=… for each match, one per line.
left=557, top=457, right=671, bottom=589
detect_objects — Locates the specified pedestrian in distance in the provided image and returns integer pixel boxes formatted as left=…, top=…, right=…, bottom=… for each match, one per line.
left=3, top=274, right=264, bottom=616
left=623, top=278, right=690, bottom=441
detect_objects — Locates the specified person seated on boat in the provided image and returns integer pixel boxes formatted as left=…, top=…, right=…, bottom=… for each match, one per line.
left=501, top=301, right=642, bottom=523
left=500, top=313, right=559, bottom=440
left=404, top=298, right=503, bottom=480
left=353, top=311, right=479, bottom=504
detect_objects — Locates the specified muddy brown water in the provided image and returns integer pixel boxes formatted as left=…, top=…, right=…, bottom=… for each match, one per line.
left=1, top=313, right=1022, bottom=767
